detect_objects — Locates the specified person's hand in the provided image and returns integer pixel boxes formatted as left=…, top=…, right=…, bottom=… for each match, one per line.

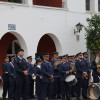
left=49, top=75, right=54, bottom=79
left=74, top=72, right=76, bottom=75
left=83, top=72, right=88, bottom=78
left=32, top=74, right=35, bottom=77
left=66, top=71, right=69, bottom=74
left=23, top=71, right=28, bottom=76
left=69, top=70, right=72, bottom=73
left=40, top=76, right=42, bottom=79
left=97, top=65, right=100, bottom=68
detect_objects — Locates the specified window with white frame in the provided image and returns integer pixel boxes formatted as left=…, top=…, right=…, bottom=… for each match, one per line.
left=7, top=40, right=21, bottom=56
left=0, top=0, right=27, bottom=4
left=86, top=0, right=90, bottom=11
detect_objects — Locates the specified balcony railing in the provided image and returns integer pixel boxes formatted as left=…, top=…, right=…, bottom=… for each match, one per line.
left=33, top=0, right=62, bottom=8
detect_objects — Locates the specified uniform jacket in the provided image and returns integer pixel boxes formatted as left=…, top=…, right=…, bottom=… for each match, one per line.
left=34, top=65, right=43, bottom=82
left=58, top=62, right=70, bottom=81
left=41, top=60, right=53, bottom=83
left=2, top=62, right=10, bottom=78
left=82, top=58, right=90, bottom=75
left=14, top=57, right=28, bottom=77
left=91, top=61, right=99, bottom=77
left=27, top=62, right=34, bottom=78
left=75, top=59, right=84, bottom=78
left=51, top=58, right=59, bottom=76
left=8, top=61, right=16, bottom=78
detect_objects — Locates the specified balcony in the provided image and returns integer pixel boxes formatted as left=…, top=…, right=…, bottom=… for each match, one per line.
left=33, top=0, right=63, bottom=8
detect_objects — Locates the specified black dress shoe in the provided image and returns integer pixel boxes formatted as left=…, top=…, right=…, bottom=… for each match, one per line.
left=72, top=94, right=76, bottom=97
left=31, top=96, right=34, bottom=98
left=76, top=98, right=80, bottom=100
left=53, top=96, right=56, bottom=99
left=83, top=97, right=90, bottom=99
left=3, top=97, right=6, bottom=100
left=57, top=96, right=61, bottom=99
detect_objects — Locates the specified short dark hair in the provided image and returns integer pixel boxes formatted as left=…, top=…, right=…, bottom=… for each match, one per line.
left=17, top=49, right=24, bottom=53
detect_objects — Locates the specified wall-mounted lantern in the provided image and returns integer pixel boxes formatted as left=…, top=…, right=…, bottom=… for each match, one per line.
left=74, top=22, right=84, bottom=34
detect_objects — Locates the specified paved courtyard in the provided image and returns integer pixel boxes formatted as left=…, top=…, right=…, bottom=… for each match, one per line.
left=0, top=98, right=95, bottom=100
left=0, top=87, right=97, bottom=100
left=0, top=98, right=94, bottom=100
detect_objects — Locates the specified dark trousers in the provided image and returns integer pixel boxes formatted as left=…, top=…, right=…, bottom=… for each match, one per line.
left=28, top=78, right=34, bottom=98
left=2, top=76, right=9, bottom=98
left=70, top=85, right=76, bottom=96
left=41, top=82, right=53, bottom=100
left=36, top=81, right=42, bottom=100
left=15, top=76, right=28, bottom=100
left=8, top=77, right=16, bottom=100
left=76, top=78, right=89, bottom=99
left=81, top=78, right=88, bottom=99
left=93, top=76, right=99, bottom=83
left=60, top=81, right=71, bottom=100
left=76, top=78, right=82, bottom=99
left=53, top=77, right=61, bottom=97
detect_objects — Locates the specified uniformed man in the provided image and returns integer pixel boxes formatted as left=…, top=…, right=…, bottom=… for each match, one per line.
left=14, top=49, right=28, bottom=100
left=27, top=56, right=34, bottom=99
left=82, top=52, right=90, bottom=99
left=75, top=52, right=89, bottom=100
left=58, top=55, right=71, bottom=100
left=91, top=53, right=100, bottom=83
left=51, top=52, right=61, bottom=99
left=2, top=56, right=10, bottom=100
left=34, top=58, right=43, bottom=100
left=91, top=60, right=99, bottom=83
left=69, top=55, right=76, bottom=97
left=58, top=56, right=62, bottom=61
left=41, top=53, right=54, bottom=100
left=8, top=55, right=16, bottom=100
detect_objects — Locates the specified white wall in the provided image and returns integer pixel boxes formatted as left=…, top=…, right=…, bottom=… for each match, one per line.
left=67, top=0, right=85, bottom=12
left=0, top=0, right=98, bottom=61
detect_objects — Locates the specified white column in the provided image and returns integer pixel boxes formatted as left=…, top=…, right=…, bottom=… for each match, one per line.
left=90, top=0, right=95, bottom=12
left=90, top=0, right=98, bottom=12
left=95, top=0, right=98, bottom=12
left=27, top=0, right=33, bottom=5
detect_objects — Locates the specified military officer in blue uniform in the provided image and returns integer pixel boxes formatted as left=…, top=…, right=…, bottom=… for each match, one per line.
left=27, top=56, right=34, bottom=99
left=75, top=52, right=83, bottom=100
left=69, top=55, right=77, bottom=97
left=82, top=52, right=91, bottom=99
left=2, top=56, right=10, bottom=100
left=8, top=55, right=16, bottom=100
left=34, top=58, right=43, bottom=100
left=58, top=55, right=71, bottom=100
left=41, top=53, right=54, bottom=100
left=51, top=52, right=61, bottom=99
left=14, top=49, right=28, bottom=100
left=58, top=56, right=62, bottom=61
left=75, top=52, right=89, bottom=100
left=91, top=61, right=100, bottom=83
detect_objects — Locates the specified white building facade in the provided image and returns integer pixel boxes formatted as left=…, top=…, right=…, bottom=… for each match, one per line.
left=0, top=0, right=99, bottom=75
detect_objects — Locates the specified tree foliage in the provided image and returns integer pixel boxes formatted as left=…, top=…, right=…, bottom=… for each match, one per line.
left=85, top=14, right=100, bottom=52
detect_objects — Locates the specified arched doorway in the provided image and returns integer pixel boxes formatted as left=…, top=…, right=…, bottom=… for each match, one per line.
left=0, top=32, right=27, bottom=76
left=36, top=34, right=62, bottom=60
